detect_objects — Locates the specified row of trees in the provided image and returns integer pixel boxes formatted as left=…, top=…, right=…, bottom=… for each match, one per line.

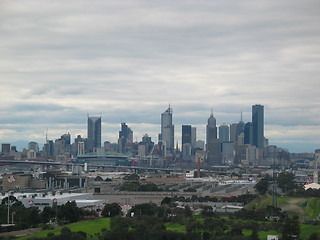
left=0, top=200, right=96, bottom=232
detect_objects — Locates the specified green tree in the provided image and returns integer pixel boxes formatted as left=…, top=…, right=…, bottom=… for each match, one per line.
left=254, top=178, right=269, bottom=195
left=308, top=233, right=320, bottom=240
left=123, top=173, right=140, bottom=180
left=249, top=227, right=259, bottom=240
left=60, top=226, right=72, bottom=239
left=57, top=201, right=82, bottom=223
left=1, top=195, right=18, bottom=205
left=101, top=203, right=122, bottom=217
left=40, top=206, right=56, bottom=223
left=161, top=197, right=172, bottom=205
left=282, top=216, right=300, bottom=240
left=129, top=203, right=158, bottom=216
left=277, top=172, right=297, bottom=194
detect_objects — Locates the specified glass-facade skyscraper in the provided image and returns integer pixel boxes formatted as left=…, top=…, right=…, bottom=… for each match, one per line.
left=252, top=104, right=264, bottom=149
left=87, top=116, right=101, bottom=152
left=219, top=124, right=229, bottom=143
left=160, top=106, right=174, bottom=156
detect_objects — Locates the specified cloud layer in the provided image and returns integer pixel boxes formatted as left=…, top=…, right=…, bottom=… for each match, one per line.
left=1, top=0, right=320, bottom=152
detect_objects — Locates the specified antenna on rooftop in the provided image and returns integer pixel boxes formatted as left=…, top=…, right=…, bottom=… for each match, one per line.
left=241, top=109, right=243, bottom=122
left=45, top=128, right=48, bottom=142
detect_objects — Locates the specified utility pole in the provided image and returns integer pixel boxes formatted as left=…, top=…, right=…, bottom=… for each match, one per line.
left=272, top=158, right=278, bottom=209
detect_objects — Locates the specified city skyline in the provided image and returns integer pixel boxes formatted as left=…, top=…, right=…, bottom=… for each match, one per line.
left=1, top=1, right=320, bottom=152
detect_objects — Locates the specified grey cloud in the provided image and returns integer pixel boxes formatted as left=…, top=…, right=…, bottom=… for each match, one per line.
left=0, top=0, right=320, bottom=152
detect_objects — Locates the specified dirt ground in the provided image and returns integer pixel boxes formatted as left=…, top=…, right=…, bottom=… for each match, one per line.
left=0, top=227, right=42, bottom=238
left=280, top=198, right=306, bottom=222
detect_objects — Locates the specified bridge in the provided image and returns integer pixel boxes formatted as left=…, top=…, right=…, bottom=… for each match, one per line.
left=0, top=159, right=184, bottom=173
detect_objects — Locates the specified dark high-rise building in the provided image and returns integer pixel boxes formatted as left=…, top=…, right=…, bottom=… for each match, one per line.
left=182, top=125, right=192, bottom=146
left=244, top=122, right=253, bottom=145
left=229, top=123, right=238, bottom=142
left=87, top=116, right=101, bottom=152
left=206, top=112, right=221, bottom=165
left=118, top=122, right=133, bottom=153
left=160, top=106, right=174, bottom=156
left=182, top=125, right=192, bottom=156
left=236, top=121, right=245, bottom=139
left=252, top=104, right=264, bottom=149
left=1, top=144, right=10, bottom=156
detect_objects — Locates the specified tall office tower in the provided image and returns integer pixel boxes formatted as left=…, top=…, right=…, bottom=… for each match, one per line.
left=236, top=111, right=245, bottom=139
left=206, top=112, right=221, bottom=165
left=182, top=125, right=192, bottom=157
left=191, top=127, right=196, bottom=147
left=229, top=123, right=238, bottom=142
left=182, top=125, right=192, bottom=146
left=1, top=143, right=10, bottom=155
left=28, top=141, right=39, bottom=153
left=118, top=122, right=133, bottom=153
left=87, top=116, right=101, bottom=152
left=160, top=106, right=174, bottom=156
left=244, top=122, right=253, bottom=145
left=236, top=121, right=245, bottom=139
left=219, top=124, right=230, bottom=143
left=78, top=142, right=85, bottom=155
left=252, top=104, right=264, bottom=149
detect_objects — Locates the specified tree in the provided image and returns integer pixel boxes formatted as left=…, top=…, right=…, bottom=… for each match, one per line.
left=129, top=203, right=158, bottom=216
left=40, top=206, right=56, bottom=223
left=123, top=173, right=140, bottom=180
left=1, top=195, right=18, bottom=205
left=61, top=227, right=72, bottom=239
left=161, top=197, right=172, bottom=205
left=277, top=172, right=297, bottom=194
left=101, top=203, right=122, bottom=217
left=57, top=201, right=82, bottom=223
left=254, top=178, right=269, bottom=195
left=249, top=228, right=259, bottom=240
left=309, top=233, right=320, bottom=240
left=282, top=216, right=300, bottom=240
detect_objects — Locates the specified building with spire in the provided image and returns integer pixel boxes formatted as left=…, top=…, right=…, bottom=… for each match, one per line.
left=206, top=110, right=221, bottom=166
left=160, top=106, right=174, bottom=156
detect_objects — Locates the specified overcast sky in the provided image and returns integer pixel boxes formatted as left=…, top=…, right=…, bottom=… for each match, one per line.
left=1, top=0, right=320, bottom=152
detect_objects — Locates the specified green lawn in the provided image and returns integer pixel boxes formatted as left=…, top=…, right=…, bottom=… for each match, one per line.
left=301, top=224, right=320, bottom=239
left=304, top=198, right=320, bottom=220
left=17, top=218, right=110, bottom=240
left=246, top=194, right=272, bottom=210
left=164, top=222, right=186, bottom=233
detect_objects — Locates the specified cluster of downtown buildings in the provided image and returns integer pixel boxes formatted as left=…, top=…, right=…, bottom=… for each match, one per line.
left=1, top=104, right=291, bottom=168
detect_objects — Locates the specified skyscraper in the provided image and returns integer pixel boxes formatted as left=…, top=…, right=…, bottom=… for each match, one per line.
left=252, top=104, right=264, bottom=149
left=244, top=122, right=253, bottom=145
left=219, top=124, right=229, bottom=143
left=229, top=123, right=238, bottom=142
left=191, top=127, right=196, bottom=147
left=118, top=122, right=133, bottom=153
left=160, top=106, right=174, bottom=156
left=87, top=116, right=101, bottom=152
left=206, top=112, right=221, bottom=165
left=182, top=125, right=192, bottom=146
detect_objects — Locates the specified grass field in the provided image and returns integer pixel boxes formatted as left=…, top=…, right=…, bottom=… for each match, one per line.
left=15, top=215, right=320, bottom=240
left=163, top=222, right=186, bottom=233
left=304, top=198, right=320, bottom=220
left=300, top=224, right=320, bottom=239
left=17, top=218, right=110, bottom=240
